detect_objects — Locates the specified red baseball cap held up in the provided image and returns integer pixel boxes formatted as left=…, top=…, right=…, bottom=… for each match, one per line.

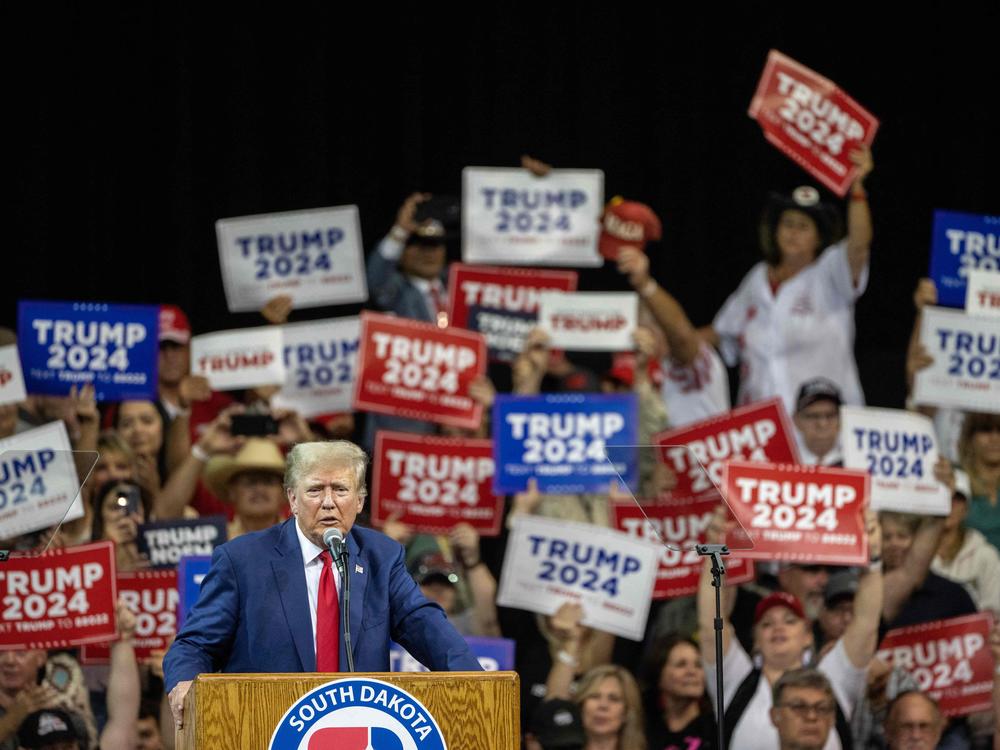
left=599, top=196, right=662, bottom=260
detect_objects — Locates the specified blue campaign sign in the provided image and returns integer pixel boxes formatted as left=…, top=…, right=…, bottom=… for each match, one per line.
left=17, top=301, right=160, bottom=401
left=390, top=636, right=515, bottom=672
left=177, top=555, right=212, bottom=629
left=463, top=636, right=515, bottom=671
left=136, top=516, right=228, bottom=569
left=928, top=210, right=1000, bottom=308
left=492, top=393, right=638, bottom=494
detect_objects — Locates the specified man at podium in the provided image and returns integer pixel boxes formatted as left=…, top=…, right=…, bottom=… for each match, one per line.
left=163, top=440, right=482, bottom=728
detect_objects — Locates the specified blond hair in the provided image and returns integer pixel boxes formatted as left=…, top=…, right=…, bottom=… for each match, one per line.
left=284, top=441, right=368, bottom=497
left=574, top=664, right=646, bottom=750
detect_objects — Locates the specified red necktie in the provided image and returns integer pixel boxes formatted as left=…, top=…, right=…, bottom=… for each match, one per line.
left=429, top=283, right=449, bottom=328
left=429, top=282, right=446, bottom=315
left=316, top=550, right=340, bottom=672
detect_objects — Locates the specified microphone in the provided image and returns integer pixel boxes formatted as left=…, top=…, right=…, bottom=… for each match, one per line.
left=321, top=526, right=354, bottom=672
left=323, top=527, right=345, bottom=563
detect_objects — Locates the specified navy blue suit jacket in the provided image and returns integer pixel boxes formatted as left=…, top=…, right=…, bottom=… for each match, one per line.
left=163, top=519, right=481, bottom=692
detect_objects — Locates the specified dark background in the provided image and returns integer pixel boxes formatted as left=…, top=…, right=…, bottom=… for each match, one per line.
left=8, top=6, right=1000, bottom=408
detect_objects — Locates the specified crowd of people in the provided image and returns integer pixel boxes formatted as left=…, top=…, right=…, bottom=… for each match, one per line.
left=2, top=149, right=1000, bottom=750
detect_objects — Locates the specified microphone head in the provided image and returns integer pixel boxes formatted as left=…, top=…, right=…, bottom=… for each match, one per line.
left=323, top=527, right=344, bottom=548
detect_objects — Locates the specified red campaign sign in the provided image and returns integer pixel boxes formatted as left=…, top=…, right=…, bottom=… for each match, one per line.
left=653, top=398, right=799, bottom=499
left=352, top=312, right=487, bottom=429
left=80, top=570, right=179, bottom=665
left=748, top=50, right=879, bottom=196
left=446, top=263, right=578, bottom=362
left=877, top=613, right=995, bottom=717
left=0, top=541, right=117, bottom=650
left=611, top=495, right=755, bottom=599
left=371, top=431, right=503, bottom=536
left=722, top=460, right=869, bottom=565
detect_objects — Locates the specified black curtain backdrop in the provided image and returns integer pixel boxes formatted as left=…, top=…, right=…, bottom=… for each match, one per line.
left=8, top=6, right=1000, bottom=408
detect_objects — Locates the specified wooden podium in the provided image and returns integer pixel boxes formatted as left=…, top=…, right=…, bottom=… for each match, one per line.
left=179, top=671, right=520, bottom=749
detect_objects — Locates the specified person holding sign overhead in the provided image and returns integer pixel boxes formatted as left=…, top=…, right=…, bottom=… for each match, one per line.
left=363, top=192, right=453, bottom=449
left=366, top=192, right=451, bottom=326
left=697, top=506, right=883, bottom=750
left=702, top=146, right=874, bottom=418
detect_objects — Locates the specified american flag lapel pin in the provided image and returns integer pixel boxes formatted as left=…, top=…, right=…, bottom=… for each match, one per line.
left=355, top=564, right=364, bottom=574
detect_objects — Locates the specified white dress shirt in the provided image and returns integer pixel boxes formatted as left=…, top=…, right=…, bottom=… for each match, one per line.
left=294, top=520, right=343, bottom=645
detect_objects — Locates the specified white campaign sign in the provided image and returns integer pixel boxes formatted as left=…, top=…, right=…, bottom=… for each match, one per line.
left=840, top=406, right=951, bottom=515
left=965, top=269, right=1000, bottom=319
left=190, top=327, right=286, bottom=391
left=0, top=346, right=27, bottom=407
left=216, top=205, right=368, bottom=313
left=0, top=421, right=83, bottom=538
left=270, top=317, right=361, bottom=418
left=496, top=515, right=660, bottom=641
left=537, top=292, right=638, bottom=351
left=913, top=307, right=1000, bottom=414
left=462, top=167, right=604, bottom=267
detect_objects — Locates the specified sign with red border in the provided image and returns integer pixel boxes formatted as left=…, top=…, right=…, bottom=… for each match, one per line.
left=446, top=264, right=577, bottom=362
left=371, top=431, right=503, bottom=536
left=877, top=613, right=994, bottom=717
left=653, top=399, right=799, bottom=498
left=0, top=541, right=117, bottom=650
left=748, top=50, right=879, bottom=196
left=352, top=312, right=486, bottom=429
left=611, top=495, right=755, bottom=599
left=722, top=460, right=869, bottom=565
left=80, top=569, right=178, bottom=664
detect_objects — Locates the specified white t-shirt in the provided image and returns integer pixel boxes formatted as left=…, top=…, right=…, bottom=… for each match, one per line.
left=713, top=240, right=868, bottom=418
left=704, top=638, right=866, bottom=750
left=660, top=342, right=731, bottom=428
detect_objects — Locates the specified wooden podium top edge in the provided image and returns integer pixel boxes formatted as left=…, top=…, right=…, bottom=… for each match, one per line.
left=195, top=671, right=520, bottom=683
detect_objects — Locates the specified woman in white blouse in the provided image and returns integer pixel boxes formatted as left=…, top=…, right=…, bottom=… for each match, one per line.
left=700, top=147, right=874, bottom=418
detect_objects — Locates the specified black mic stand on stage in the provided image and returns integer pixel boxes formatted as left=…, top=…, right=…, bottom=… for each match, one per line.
left=333, top=544, right=354, bottom=673
left=323, top=529, right=355, bottom=672
left=696, top=543, right=730, bottom=750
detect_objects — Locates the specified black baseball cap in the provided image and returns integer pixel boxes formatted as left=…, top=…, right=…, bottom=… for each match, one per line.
left=529, top=699, right=586, bottom=749
left=824, top=569, right=859, bottom=607
left=409, top=552, right=459, bottom=587
left=18, top=708, right=83, bottom=749
left=795, top=378, right=842, bottom=413
left=406, top=219, right=448, bottom=248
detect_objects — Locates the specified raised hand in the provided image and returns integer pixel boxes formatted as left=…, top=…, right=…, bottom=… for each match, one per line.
left=260, top=295, right=294, bottom=325
left=178, top=375, right=212, bottom=408
left=616, top=247, right=651, bottom=289
left=395, top=193, right=432, bottom=234
left=449, top=523, right=481, bottom=568
left=521, top=154, right=553, bottom=177
left=913, top=278, right=937, bottom=311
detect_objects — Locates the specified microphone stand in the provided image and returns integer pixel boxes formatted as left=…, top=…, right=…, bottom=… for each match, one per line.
left=696, top=543, right=730, bottom=750
left=332, top=541, right=354, bottom=673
